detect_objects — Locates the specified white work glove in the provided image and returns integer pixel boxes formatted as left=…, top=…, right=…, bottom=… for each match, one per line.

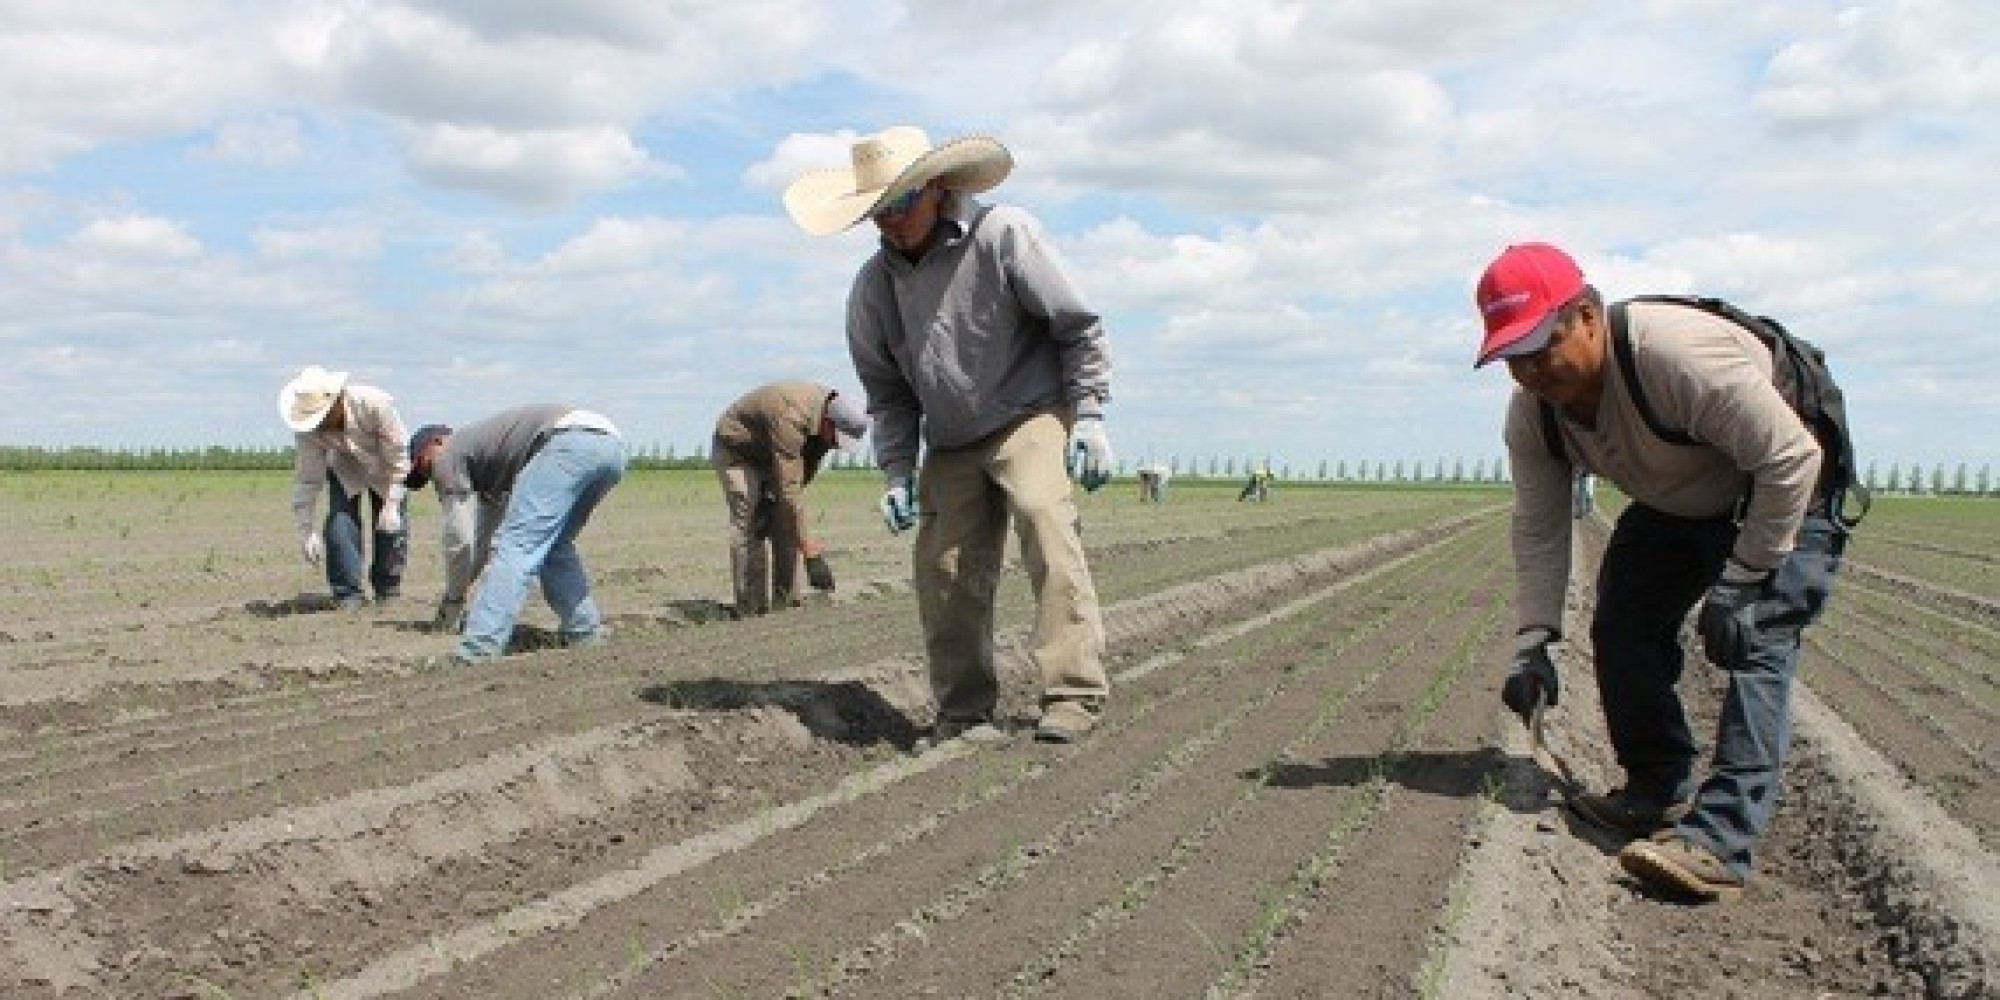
left=880, top=476, right=917, bottom=535
left=1067, top=415, right=1114, bottom=493
left=301, top=531, right=325, bottom=566
left=376, top=503, right=404, bottom=535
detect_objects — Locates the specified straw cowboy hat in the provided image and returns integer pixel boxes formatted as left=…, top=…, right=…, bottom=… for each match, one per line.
left=278, top=365, right=349, bottom=432
left=783, top=126, right=1013, bottom=236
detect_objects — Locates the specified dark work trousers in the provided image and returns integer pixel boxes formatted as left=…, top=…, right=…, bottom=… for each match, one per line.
left=1592, top=503, right=1844, bottom=878
left=323, top=481, right=408, bottom=601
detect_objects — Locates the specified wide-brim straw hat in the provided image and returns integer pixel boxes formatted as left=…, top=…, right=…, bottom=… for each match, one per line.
left=278, top=365, right=350, bottom=432
left=783, top=126, right=1013, bottom=236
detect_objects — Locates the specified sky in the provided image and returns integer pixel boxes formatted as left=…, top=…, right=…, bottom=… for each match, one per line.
left=2, top=0, right=1995, bottom=477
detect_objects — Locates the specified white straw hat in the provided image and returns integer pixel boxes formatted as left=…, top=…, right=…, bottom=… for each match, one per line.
left=782, top=126, right=1012, bottom=236
left=278, top=365, right=349, bottom=432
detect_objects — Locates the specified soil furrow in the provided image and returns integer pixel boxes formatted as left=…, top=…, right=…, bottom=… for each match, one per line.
left=404, top=519, right=1491, bottom=999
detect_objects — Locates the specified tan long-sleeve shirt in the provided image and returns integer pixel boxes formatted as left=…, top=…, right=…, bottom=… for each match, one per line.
left=290, top=384, right=411, bottom=535
left=1505, top=299, right=1822, bottom=634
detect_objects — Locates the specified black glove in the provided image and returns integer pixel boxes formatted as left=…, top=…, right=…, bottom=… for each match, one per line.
left=804, top=554, right=836, bottom=592
left=432, top=597, right=466, bottom=634
left=1698, top=562, right=1770, bottom=670
left=1501, top=629, right=1559, bottom=722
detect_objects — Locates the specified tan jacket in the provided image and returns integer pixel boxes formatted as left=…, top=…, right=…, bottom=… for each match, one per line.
left=711, top=381, right=836, bottom=544
left=1506, top=299, right=1822, bottom=633
left=290, top=384, right=411, bottom=535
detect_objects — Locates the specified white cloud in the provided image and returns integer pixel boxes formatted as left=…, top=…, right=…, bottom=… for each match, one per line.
left=71, top=216, right=203, bottom=259
left=404, top=124, right=667, bottom=205
left=1756, top=0, right=2000, bottom=134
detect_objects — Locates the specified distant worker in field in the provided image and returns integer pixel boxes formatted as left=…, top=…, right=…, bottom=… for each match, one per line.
left=403, top=405, right=626, bottom=664
left=1572, top=471, right=1597, bottom=519
left=278, top=365, right=412, bottom=611
left=1238, top=461, right=1272, bottom=502
left=783, top=125, right=1114, bottom=745
left=710, top=381, right=872, bottom=617
left=1474, top=241, right=1845, bottom=902
left=1137, top=462, right=1171, bottom=503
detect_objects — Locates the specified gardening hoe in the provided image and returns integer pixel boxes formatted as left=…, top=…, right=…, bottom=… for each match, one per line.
left=1526, top=695, right=1583, bottom=804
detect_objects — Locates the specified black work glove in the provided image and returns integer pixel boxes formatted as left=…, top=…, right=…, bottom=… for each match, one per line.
left=1698, top=561, right=1771, bottom=670
left=804, top=554, right=836, bottom=592
left=432, top=597, right=467, bottom=634
left=1501, top=628, right=1559, bottom=722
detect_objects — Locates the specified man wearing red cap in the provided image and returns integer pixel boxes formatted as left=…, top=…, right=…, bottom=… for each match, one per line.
left=1473, top=242, right=1845, bottom=902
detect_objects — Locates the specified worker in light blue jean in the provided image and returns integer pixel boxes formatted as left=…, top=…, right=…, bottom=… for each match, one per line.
left=403, top=405, right=626, bottom=663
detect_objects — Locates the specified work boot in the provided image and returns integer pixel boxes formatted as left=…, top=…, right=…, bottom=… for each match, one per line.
left=1618, top=831, right=1744, bottom=902
left=1033, top=700, right=1100, bottom=744
left=1570, top=788, right=1688, bottom=838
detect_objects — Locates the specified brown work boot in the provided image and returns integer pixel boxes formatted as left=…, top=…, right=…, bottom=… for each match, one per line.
left=1570, top=788, right=1689, bottom=838
left=1618, top=831, right=1745, bottom=902
left=1033, top=700, right=1100, bottom=744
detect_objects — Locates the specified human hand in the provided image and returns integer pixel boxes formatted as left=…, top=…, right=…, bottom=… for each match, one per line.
left=881, top=478, right=917, bottom=535
left=1500, top=629, right=1559, bottom=722
left=301, top=532, right=325, bottom=566
left=1698, top=562, right=1770, bottom=670
left=1068, top=415, right=1113, bottom=492
left=805, top=554, right=836, bottom=591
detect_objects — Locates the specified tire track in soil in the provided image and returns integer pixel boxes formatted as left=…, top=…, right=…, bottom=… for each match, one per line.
left=296, top=518, right=1500, bottom=999
left=0, top=506, right=1492, bottom=998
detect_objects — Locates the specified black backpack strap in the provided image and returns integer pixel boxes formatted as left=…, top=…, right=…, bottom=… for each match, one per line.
left=1538, top=400, right=1568, bottom=466
left=1609, top=300, right=1697, bottom=446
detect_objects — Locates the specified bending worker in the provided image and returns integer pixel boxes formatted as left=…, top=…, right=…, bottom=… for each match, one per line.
left=404, top=404, right=626, bottom=664
left=278, top=365, right=411, bottom=610
left=1474, top=241, right=1844, bottom=902
left=710, top=381, right=871, bottom=616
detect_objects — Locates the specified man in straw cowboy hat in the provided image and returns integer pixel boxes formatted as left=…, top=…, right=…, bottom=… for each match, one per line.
left=711, top=381, right=872, bottom=617
left=278, top=365, right=413, bottom=611
left=783, top=125, right=1115, bottom=744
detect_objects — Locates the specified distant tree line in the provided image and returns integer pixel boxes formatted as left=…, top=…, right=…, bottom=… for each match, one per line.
left=3, top=446, right=1993, bottom=496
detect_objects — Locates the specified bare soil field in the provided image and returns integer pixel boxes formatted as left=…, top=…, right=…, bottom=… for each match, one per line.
left=1, top=473, right=1993, bottom=998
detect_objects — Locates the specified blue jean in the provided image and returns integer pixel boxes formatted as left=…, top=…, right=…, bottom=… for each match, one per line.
left=458, top=429, right=626, bottom=661
left=324, top=481, right=407, bottom=601
left=1592, top=504, right=1844, bottom=878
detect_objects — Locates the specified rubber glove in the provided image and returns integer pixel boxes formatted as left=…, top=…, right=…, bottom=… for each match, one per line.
left=1699, top=560, right=1771, bottom=670
left=301, top=531, right=325, bottom=566
left=1500, top=627, right=1559, bottom=722
left=1068, top=415, right=1113, bottom=492
left=805, top=554, right=836, bottom=591
left=432, top=597, right=466, bottom=634
left=881, top=477, right=917, bottom=535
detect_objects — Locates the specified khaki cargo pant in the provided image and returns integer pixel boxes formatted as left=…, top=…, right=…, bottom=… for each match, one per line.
left=712, top=447, right=799, bottom=617
left=914, top=411, right=1108, bottom=723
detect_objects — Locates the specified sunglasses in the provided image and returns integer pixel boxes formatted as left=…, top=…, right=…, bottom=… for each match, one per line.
left=872, top=187, right=925, bottom=220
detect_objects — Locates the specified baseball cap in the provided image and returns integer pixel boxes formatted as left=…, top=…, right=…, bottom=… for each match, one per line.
left=1474, top=242, right=1585, bottom=368
left=403, top=423, right=452, bottom=490
left=824, top=392, right=870, bottom=453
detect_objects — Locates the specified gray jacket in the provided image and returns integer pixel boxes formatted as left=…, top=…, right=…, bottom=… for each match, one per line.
left=846, top=193, right=1112, bottom=482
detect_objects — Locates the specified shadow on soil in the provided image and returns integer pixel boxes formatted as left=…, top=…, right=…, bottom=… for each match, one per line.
left=1250, top=748, right=1556, bottom=815
left=637, top=677, right=922, bottom=750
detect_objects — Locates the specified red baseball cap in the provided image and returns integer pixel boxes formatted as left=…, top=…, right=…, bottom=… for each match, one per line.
left=1473, top=242, right=1585, bottom=368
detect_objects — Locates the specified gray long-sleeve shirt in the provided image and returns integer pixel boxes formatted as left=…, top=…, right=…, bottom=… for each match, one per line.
left=428, top=403, right=574, bottom=601
left=1506, top=299, right=1822, bottom=634
left=846, top=193, right=1112, bottom=482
